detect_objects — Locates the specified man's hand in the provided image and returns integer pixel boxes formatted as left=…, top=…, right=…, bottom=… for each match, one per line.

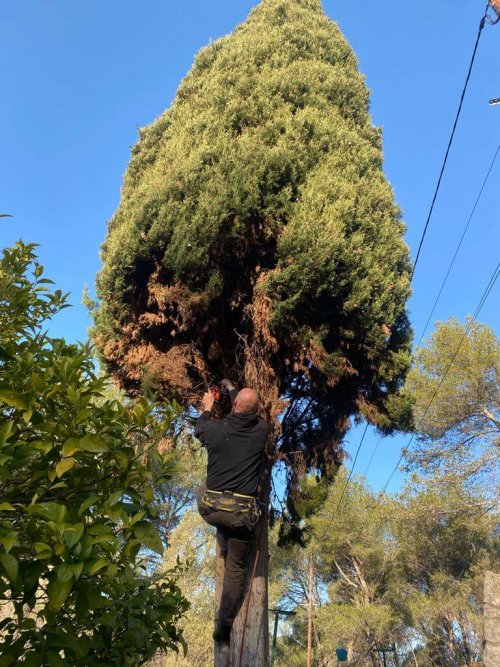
left=201, top=391, right=215, bottom=413
left=221, top=378, right=236, bottom=392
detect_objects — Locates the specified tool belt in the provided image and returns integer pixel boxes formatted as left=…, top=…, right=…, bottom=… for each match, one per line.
left=201, top=489, right=262, bottom=529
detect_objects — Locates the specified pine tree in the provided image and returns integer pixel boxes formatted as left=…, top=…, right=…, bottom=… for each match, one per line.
left=405, top=317, right=500, bottom=488
left=93, top=1, right=412, bottom=662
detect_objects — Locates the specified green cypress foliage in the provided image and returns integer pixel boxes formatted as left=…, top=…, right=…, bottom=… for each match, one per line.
left=94, top=0, right=412, bottom=473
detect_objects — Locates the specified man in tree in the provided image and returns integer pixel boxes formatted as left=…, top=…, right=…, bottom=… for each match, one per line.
left=195, top=380, right=269, bottom=644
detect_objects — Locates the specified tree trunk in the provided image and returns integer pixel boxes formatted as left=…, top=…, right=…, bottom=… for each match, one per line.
left=214, top=532, right=231, bottom=666
left=213, top=502, right=270, bottom=667
left=484, top=571, right=500, bottom=667
left=307, top=556, right=314, bottom=667
left=212, top=319, right=278, bottom=667
left=445, top=618, right=455, bottom=665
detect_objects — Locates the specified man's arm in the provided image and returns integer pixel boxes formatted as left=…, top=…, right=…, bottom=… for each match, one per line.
left=194, top=391, right=215, bottom=445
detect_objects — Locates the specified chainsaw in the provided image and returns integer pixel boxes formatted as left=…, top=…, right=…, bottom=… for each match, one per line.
left=209, top=383, right=229, bottom=403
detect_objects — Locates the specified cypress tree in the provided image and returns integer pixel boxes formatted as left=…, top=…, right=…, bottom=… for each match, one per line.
left=94, top=1, right=412, bottom=662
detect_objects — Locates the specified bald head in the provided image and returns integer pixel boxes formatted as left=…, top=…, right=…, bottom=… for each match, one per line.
left=233, top=388, right=259, bottom=414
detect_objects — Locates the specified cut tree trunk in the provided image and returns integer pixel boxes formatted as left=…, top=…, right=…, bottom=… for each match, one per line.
left=214, top=501, right=270, bottom=667
left=484, top=571, right=500, bottom=667
left=392, top=644, right=401, bottom=667
left=214, top=532, right=231, bottom=666
left=307, top=556, right=314, bottom=667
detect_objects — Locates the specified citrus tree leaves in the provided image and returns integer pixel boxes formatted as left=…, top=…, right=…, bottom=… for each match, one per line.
left=0, top=552, right=18, bottom=582
left=28, top=502, right=67, bottom=524
left=133, top=521, right=164, bottom=555
left=0, top=420, right=15, bottom=445
left=78, top=434, right=109, bottom=453
left=0, top=389, right=28, bottom=409
left=55, top=457, right=76, bottom=478
left=0, top=241, right=187, bottom=664
left=63, top=523, right=84, bottom=548
left=47, top=576, right=73, bottom=612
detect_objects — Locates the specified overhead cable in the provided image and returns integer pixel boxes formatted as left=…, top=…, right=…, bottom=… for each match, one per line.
left=320, top=423, right=369, bottom=534
left=324, top=3, right=497, bottom=523
left=410, top=4, right=493, bottom=279
left=362, top=435, right=382, bottom=478
left=381, top=260, right=500, bottom=492
left=415, top=144, right=500, bottom=349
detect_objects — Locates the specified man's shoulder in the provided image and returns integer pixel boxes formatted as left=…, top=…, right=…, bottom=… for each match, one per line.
left=257, top=417, right=270, bottom=434
left=195, top=413, right=223, bottom=437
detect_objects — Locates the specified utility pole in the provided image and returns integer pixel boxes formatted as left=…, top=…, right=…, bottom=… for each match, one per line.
left=307, top=556, right=314, bottom=667
left=375, top=646, right=397, bottom=667
left=269, top=608, right=295, bottom=667
left=392, top=643, right=401, bottom=667
left=484, top=572, right=500, bottom=667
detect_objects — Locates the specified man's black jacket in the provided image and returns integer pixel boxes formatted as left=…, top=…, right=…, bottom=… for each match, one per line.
left=194, top=389, right=269, bottom=497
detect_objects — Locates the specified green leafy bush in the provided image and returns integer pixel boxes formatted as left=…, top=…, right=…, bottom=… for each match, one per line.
left=0, top=242, right=188, bottom=666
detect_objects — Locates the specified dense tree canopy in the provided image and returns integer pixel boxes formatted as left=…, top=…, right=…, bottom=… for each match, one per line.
left=94, top=0, right=412, bottom=480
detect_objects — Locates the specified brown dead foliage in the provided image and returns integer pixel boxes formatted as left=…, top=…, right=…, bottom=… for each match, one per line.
left=98, top=257, right=352, bottom=481
left=97, top=236, right=355, bottom=486
left=101, top=320, right=210, bottom=403
left=242, top=276, right=286, bottom=433
left=147, top=270, right=210, bottom=334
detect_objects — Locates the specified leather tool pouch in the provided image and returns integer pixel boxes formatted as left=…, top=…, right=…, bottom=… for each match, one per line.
left=201, top=489, right=261, bottom=529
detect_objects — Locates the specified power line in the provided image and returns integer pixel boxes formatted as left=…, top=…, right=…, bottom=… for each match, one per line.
left=371, top=4, right=498, bottom=491
left=320, top=3, right=497, bottom=526
left=381, top=261, right=500, bottom=492
left=415, top=144, right=500, bottom=350
left=348, top=148, right=497, bottom=494
left=410, top=4, right=492, bottom=280
left=320, top=423, right=368, bottom=535
left=362, top=435, right=382, bottom=478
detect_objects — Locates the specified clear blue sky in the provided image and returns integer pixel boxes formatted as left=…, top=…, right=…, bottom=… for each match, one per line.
left=1, top=0, right=499, bottom=492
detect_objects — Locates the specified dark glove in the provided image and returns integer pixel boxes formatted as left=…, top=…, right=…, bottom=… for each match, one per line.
left=220, top=378, right=236, bottom=391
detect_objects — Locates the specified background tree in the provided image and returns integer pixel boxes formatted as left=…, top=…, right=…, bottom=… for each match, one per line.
left=151, top=433, right=206, bottom=547
left=0, top=242, right=188, bottom=666
left=144, top=468, right=498, bottom=666
left=275, top=473, right=498, bottom=666
left=405, top=318, right=499, bottom=490
left=394, top=476, right=498, bottom=666
left=308, top=473, right=406, bottom=666
left=93, top=0, right=413, bottom=661
left=162, top=509, right=216, bottom=667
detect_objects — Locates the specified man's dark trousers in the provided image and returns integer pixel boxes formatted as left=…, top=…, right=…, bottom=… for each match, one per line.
left=196, top=486, right=253, bottom=627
